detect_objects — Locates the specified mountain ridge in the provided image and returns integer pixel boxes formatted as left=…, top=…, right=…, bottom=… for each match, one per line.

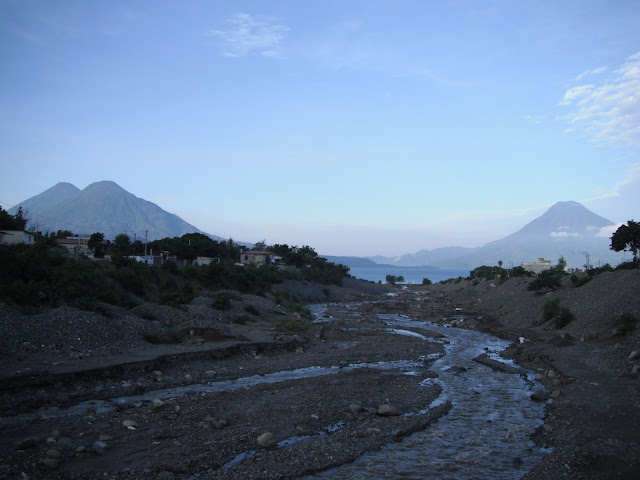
left=368, top=201, right=623, bottom=270
left=10, top=181, right=226, bottom=242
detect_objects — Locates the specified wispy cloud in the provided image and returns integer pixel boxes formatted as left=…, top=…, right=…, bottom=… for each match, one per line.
left=206, top=13, right=289, bottom=58
left=559, top=52, right=640, bottom=148
left=575, top=65, right=607, bottom=81
left=582, top=162, right=640, bottom=203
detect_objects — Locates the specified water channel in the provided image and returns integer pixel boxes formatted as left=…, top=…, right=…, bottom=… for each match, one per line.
left=2, top=301, right=550, bottom=479
left=307, top=305, right=550, bottom=480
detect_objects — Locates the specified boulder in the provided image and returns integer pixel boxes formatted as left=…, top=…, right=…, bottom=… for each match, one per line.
left=377, top=404, right=400, bottom=416
left=257, top=432, right=277, bottom=448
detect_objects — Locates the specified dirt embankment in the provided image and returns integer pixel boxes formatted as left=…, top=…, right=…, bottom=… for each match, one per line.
left=427, top=269, right=640, bottom=479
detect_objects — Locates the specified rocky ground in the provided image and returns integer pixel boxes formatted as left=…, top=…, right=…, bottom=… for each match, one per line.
left=1, top=271, right=639, bottom=479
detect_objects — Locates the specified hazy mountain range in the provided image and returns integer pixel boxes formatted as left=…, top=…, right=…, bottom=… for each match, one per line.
left=10, top=181, right=225, bottom=242
left=364, top=201, right=624, bottom=270
left=11, top=182, right=626, bottom=270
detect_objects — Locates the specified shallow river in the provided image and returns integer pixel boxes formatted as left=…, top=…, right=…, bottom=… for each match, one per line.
left=307, top=305, right=549, bottom=480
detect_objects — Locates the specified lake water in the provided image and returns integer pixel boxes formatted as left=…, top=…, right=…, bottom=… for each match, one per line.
left=348, top=266, right=470, bottom=284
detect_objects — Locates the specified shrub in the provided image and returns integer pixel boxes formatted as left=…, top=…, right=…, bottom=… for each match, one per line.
left=528, top=269, right=563, bottom=291
left=131, top=305, right=155, bottom=320
left=143, top=327, right=185, bottom=344
left=542, top=298, right=573, bottom=329
left=422, top=278, right=432, bottom=285
left=322, top=287, right=330, bottom=298
left=554, top=307, right=574, bottom=329
left=570, top=274, right=592, bottom=287
left=232, top=315, right=256, bottom=325
left=612, top=313, right=637, bottom=336
left=277, top=319, right=308, bottom=331
left=212, top=292, right=239, bottom=310
left=244, top=304, right=260, bottom=316
left=543, top=298, right=561, bottom=322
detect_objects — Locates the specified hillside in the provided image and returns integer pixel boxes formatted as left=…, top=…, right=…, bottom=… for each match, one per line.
left=369, top=202, right=624, bottom=270
left=10, top=181, right=225, bottom=241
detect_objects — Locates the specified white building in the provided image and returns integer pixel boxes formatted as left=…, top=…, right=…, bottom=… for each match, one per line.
left=521, top=258, right=552, bottom=275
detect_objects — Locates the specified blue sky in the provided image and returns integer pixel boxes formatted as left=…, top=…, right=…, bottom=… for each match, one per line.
left=1, top=0, right=639, bottom=256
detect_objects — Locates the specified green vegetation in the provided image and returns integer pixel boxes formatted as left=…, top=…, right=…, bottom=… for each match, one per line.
left=211, top=292, right=239, bottom=310
left=527, top=268, right=565, bottom=291
left=243, top=304, right=260, bottom=316
left=542, top=298, right=574, bottom=329
left=470, top=266, right=508, bottom=280
left=0, top=235, right=349, bottom=312
left=232, top=315, right=256, bottom=325
left=610, top=220, right=640, bottom=267
left=0, top=206, right=28, bottom=230
left=385, top=275, right=405, bottom=284
left=422, top=278, right=432, bottom=285
left=612, top=313, right=637, bottom=337
left=142, top=326, right=185, bottom=344
left=276, top=318, right=308, bottom=331
left=131, top=305, right=156, bottom=320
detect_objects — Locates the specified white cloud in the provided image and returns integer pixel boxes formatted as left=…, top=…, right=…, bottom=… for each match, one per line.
left=595, top=224, right=621, bottom=238
left=575, top=66, right=608, bottom=81
left=550, top=231, right=581, bottom=238
left=559, top=52, right=640, bottom=148
left=206, top=13, right=289, bottom=58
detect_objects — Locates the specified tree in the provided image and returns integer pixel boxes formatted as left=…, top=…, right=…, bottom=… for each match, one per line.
left=557, top=256, right=567, bottom=271
left=114, top=233, right=131, bottom=256
left=498, top=260, right=503, bottom=269
left=0, top=206, right=28, bottom=230
left=611, top=220, right=640, bottom=266
left=88, top=232, right=106, bottom=258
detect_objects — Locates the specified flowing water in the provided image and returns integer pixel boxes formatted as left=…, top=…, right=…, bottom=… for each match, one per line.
left=2, top=301, right=550, bottom=479
left=307, top=310, right=550, bottom=480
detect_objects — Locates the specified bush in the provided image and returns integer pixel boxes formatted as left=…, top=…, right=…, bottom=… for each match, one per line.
left=570, top=274, right=592, bottom=288
left=143, top=327, right=185, bottom=344
left=276, top=319, right=308, bottom=331
left=612, top=313, right=637, bottom=336
left=422, top=278, right=432, bottom=285
left=244, top=304, right=260, bottom=316
left=528, top=269, right=564, bottom=291
left=131, top=305, right=155, bottom=320
left=543, top=298, right=561, bottom=322
left=232, top=315, right=256, bottom=325
left=542, top=298, right=573, bottom=329
left=212, top=292, right=239, bottom=310
left=554, top=307, right=574, bottom=329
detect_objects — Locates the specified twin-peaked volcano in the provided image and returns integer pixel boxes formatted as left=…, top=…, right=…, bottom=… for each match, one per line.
left=10, top=181, right=224, bottom=241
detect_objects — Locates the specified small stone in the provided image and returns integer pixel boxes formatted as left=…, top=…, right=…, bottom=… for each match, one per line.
left=50, top=429, right=62, bottom=440
left=348, top=402, right=363, bottom=413
left=628, top=350, right=640, bottom=361
left=310, top=414, right=319, bottom=420
left=46, top=449, right=61, bottom=459
left=41, top=458, right=59, bottom=470
left=57, top=437, right=72, bottom=446
left=84, top=415, right=96, bottom=423
left=257, top=432, right=276, bottom=448
left=534, top=373, right=544, bottom=381
left=45, top=437, right=57, bottom=444
left=212, top=419, right=228, bottom=430
left=631, top=364, right=640, bottom=377
left=546, top=369, right=556, bottom=378
left=98, top=435, right=112, bottom=442
left=550, top=390, right=561, bottom=399
left=152, top=399, right=165, bottom=409
left=122, top=420, right=138, bottom=429
left=531, top=389, right=550, bottom=401
left=15, top=438, right=37, bottom=450
left=75, top=446, right=86, bottom=453
left=92, top=441, right=108, bottom=455
left=202, top=370, right=216, bottom=380
left=377, top=404, right=400, bottom=416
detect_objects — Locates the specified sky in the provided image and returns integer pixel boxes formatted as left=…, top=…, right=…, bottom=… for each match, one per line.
left=1, top=0, right=639, bottom=257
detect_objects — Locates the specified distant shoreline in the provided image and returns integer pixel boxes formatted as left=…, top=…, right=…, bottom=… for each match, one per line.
left=347, top=265, right=469, bottom=284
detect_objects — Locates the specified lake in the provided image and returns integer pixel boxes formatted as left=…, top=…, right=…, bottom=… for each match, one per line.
left=347, top=265, right=470, bottom=284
